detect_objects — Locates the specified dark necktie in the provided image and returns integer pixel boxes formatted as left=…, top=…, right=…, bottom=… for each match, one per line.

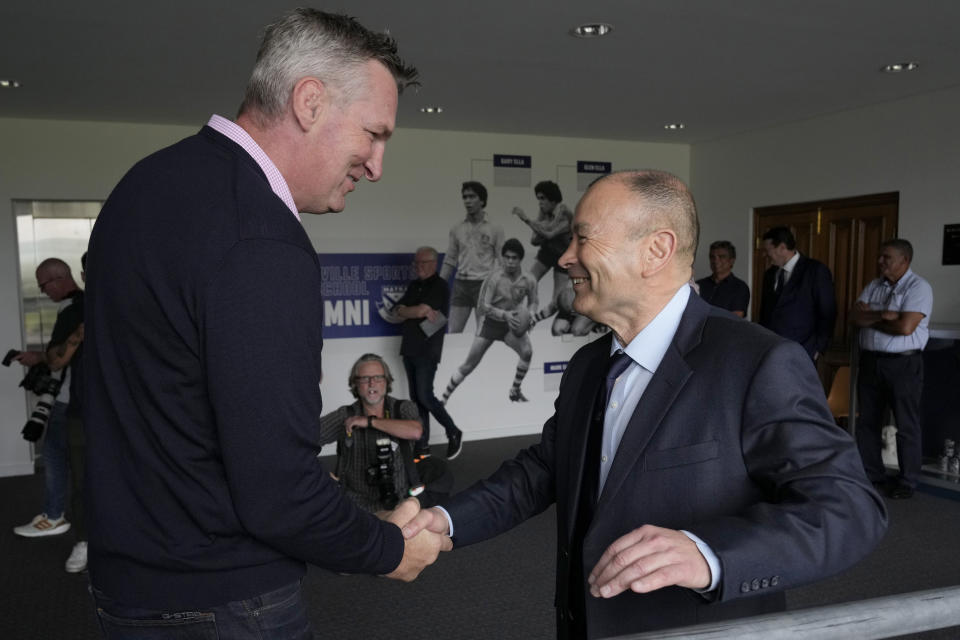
left=569, top=350, right=634, bottom=635
left=584, top=351, right=633, bottom=506
left=775, top=268, right=786, bottom=293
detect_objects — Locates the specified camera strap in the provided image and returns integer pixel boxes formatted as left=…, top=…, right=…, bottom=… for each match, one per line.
left=382, top=398, right=423, bottom=496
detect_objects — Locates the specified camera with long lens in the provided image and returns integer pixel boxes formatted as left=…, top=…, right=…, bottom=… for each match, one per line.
left=365, top=437, right=399, bottom=510
left=3, top=349, right=63, bottom=442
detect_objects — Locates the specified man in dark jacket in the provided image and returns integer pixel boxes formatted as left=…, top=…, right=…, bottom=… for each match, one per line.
left=84, top=10, right=448, bottom=639
left=395, top=246, right=463, bottom=460
left=759, top=226, right=837, bottom=360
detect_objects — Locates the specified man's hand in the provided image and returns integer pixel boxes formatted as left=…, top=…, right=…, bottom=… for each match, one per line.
left=383, top=499, right=452, bottom=582
left=588, top=525, right=710, bottom=599
left=511, top=206, right=528, bottom=222
left=507, top=310, right=525, bottom=334
left=344, top=415, right=367, bottom=436
left=400, top=506, right=450, bottom=539
left=13, top=350, right=44, bottom=367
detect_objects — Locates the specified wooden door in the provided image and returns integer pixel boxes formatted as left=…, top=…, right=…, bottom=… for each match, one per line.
left=753, top=193, right=899, bottom=384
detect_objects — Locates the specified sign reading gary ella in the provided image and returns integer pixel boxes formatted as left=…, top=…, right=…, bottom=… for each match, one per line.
left=317, top=252, right=438, bottom=339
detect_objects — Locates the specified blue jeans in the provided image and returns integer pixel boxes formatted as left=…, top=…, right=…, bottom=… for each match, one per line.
left=91, top=581, right=312, bottom=639
left=41, top=401, right=70, bottom=519
left=403, top=355, right=459, bottom=451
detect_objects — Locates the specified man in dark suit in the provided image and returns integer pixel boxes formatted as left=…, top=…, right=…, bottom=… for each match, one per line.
left=84, top=10, right=448, bottom=639
left=758, top=227, right=837, bottom=360
left=403, top=171, right=886, bottom=638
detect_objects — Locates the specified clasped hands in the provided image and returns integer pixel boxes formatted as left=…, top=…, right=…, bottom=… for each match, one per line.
left=380, top=499, right=452, bottom=582
left=400, top=512, right=711, bottom=598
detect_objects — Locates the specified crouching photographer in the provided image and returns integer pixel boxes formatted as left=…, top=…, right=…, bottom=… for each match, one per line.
left=9, top=256, right=88, bottom=574
left=319, top=354, right=434, bottom=514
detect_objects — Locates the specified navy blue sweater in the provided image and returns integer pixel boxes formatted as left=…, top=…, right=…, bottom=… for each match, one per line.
left=84, top=127, right=403, bottom=608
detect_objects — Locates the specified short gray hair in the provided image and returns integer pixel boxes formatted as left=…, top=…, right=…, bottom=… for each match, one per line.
left=881, top=238, right=913, bottom=262
left=239, top=9, right=419, bottom=123
left=415, top=246, right=438, bottom=261
left=602, top=170, right=700, bottom=262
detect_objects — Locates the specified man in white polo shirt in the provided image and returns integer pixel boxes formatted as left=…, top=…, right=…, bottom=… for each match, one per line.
left=851, top=239, right=933, bottom=499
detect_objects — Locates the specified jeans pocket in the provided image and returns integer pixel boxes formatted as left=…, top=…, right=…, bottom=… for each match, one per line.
left=96, top=607, right=218, bottom=640
left=243, top=581, right=312, bottom=639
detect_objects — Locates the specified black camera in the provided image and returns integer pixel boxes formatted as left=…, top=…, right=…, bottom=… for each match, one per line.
left=366, top=437, right=399, bottom=510
left=4, top=351, right=63, bottom=442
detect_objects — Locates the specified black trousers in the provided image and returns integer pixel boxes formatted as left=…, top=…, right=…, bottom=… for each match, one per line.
left=403, top=355, right=459, bottom=451
left=855, top=351, right=924, bottom=487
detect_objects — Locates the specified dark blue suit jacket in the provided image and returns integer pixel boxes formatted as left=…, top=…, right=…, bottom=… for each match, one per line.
left=758, top=254, right=837, bottom=358
left=443, top=292, right=885, bottom=638
left=85, top=127, right=403, bottom=609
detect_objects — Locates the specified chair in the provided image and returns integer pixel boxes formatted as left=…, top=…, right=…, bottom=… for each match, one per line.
left=827, top=365, right=851, bottom=426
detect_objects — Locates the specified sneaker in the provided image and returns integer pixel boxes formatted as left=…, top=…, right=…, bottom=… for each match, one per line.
left=13, top=513, right=71, bottom=538
left=446, top=430, right=463, bottom=460
left=65, top=541, right=88, bottom=573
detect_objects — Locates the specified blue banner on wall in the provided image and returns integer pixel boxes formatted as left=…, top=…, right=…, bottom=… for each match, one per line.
left=577, top=160, right=612, bottom=191
left=493, top=153, right=533, bottom=187
left=317, top=253, right=421, bottom=339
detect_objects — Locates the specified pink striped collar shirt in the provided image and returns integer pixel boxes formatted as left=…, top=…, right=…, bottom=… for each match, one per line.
left=206, top=114, right=300, bottom=222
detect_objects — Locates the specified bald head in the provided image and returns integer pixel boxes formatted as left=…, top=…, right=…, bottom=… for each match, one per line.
left=36, top=257, right=79, bottom=302
left=593, top=170, right=700, bottom=264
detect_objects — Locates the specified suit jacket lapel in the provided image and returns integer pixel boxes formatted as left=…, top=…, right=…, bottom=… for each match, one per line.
left=564, top=336, right=611, bottom=538
left=594, top=295, right=708, bottom=513
left=780, top=254, right=807, bottom=298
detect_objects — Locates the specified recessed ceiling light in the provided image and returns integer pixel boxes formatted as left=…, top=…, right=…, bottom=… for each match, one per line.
left=420, top=106, right=443, bottom=114
left=664, top=123, right=685, bottom=130
left=0, top=79, right=22, bottom=88
left=881, top=62, right=919, bottom=73
left=570, top=23, right=613, bottom=38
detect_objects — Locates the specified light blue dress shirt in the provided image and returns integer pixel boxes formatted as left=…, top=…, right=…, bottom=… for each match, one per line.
left=442, top=284, right=720, bottom=591
left=857, top=268, right=933, bottom=352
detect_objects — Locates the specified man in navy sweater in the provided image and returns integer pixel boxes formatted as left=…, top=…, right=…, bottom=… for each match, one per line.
left=84, top=10, right=448, bottom=639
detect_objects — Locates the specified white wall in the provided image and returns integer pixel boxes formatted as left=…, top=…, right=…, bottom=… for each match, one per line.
left=0, top=117, right=689, bottom=476
left=691, top=86, right=960, bottom=321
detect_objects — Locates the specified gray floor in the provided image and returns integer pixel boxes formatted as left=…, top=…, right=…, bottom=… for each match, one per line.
left=3, top=434, right=959, bottom=639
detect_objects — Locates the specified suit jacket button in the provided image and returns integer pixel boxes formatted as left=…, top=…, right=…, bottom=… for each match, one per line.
left=751, top=579, right=760, bottom=591
left=740, top=581, right=750, bottom=593
left=761, top=578, right=770, bottom=588
left=771, top=575, right=780, bottom=586
left=561, top=549, right=569, bottom=559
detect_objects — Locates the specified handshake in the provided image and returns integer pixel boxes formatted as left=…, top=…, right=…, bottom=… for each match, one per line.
left=380, top=498, right=452, bottom=582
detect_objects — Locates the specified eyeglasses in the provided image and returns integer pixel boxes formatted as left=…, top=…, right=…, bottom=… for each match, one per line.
left=37, top=276, right=63, bottom=292
left=354, top=374, right=387, bottom=385
left=412, top=259, right=436, bottom=265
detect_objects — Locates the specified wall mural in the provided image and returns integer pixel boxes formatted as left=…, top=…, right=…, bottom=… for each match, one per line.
left=318, top=155, right=611, bottom=408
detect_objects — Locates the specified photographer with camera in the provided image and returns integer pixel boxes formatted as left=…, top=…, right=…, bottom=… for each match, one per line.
left=11, top=256, right=87, bottom=573
left=319, top=354, right=426, bottom=514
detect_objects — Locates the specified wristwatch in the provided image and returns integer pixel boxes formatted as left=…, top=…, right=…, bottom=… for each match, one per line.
left=367, top=415, right=375, bottom=428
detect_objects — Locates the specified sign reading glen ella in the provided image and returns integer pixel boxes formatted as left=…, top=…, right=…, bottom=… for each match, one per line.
left=317, top=253, right=427, bottom=338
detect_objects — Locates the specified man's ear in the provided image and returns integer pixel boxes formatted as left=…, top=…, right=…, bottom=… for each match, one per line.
left=291, top=77, right=327, bottom=132
left=642, top=229, right=677, bottom=276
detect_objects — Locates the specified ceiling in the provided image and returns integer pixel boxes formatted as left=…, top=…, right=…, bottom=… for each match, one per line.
left=2, top=1, right=959, bottom=144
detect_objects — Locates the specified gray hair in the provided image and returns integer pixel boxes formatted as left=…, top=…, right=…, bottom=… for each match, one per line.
left=881, top=238, right=914, bottom=263
left=348, top=353, right=394, bottom=398
left=601, top=170, right=700, bottom=262
left=239, top=9, right=419, bottom=123
left=709, top=240, right=736, bottom=260
left=415, top=246, right=438, bottom=261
